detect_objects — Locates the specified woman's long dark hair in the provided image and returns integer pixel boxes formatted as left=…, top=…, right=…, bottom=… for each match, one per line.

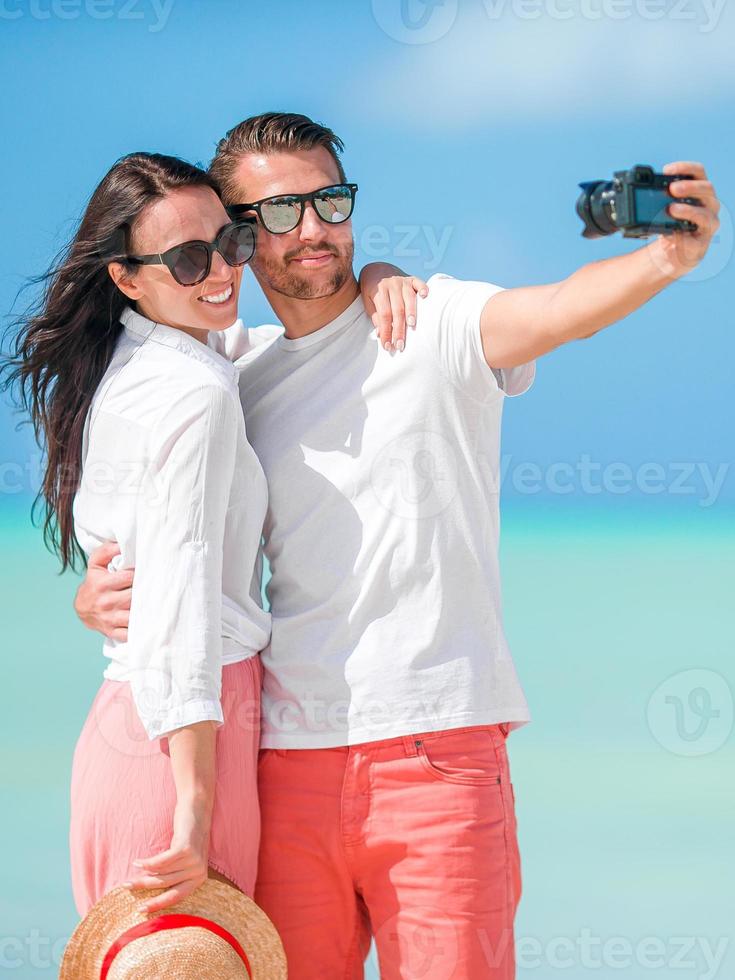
left=0, top=152, right=220, bottom=573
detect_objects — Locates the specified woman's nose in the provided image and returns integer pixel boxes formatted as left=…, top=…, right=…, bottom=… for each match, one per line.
left=209, top=249, right=231, bottom=280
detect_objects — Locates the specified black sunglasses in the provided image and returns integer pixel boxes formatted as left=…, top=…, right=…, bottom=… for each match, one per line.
left=227, top=183, right=358, bottom=235
left=125, top=219, right=257, bottom=286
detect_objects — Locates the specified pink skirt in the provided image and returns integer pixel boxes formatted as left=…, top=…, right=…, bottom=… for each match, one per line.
left=69, top=655, right=263, bottom=916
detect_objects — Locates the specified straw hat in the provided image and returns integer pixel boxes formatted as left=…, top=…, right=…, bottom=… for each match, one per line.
left=59, top=880, right=287, bottom=979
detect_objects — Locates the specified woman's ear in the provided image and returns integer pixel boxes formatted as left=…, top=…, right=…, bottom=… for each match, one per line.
left=107, top=261, right=142, bottom=300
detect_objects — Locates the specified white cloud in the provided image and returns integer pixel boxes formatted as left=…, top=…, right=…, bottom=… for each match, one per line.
left=361, top=0, right=734, bottom=128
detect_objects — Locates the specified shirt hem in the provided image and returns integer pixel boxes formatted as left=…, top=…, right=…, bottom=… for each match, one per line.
left=259, top=708, right=532, bottom=749
left=102, top=648, right=259, bottom=684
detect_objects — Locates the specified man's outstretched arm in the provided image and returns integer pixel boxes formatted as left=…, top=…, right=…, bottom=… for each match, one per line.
left=479, top=161, right=720, bottom=369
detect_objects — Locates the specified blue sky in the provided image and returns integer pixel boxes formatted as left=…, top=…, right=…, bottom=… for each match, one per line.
left=1, top=0, right=733, bottom=511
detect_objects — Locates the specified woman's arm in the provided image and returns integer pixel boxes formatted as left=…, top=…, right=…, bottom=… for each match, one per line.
left=119, top=384, right=241, bottom=910
left=359, top=263, right=428, bottom=353
left=126, top=721, right=217, bottom=913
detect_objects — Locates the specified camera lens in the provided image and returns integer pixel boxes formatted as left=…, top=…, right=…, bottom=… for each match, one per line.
left=576, top=180, right=618, bottom=238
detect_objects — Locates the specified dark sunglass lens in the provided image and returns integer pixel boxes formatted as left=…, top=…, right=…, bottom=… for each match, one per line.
left=219, top=223, right=256, bottom=266
left=260, top=197, right=302, bottom=233
left=314, top=186, right=354, bottom=224
left=171, top=243, right=209, bottom=285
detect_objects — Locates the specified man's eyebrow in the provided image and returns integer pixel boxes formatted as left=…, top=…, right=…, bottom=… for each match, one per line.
left=238, top=183, right=340, bottom=203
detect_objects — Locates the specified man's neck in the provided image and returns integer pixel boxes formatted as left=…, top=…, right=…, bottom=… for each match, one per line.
left=262, top=274, right=361, bottom=340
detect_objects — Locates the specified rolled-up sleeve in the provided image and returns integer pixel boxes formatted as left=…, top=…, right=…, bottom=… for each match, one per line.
left=127, top=384, right=239, bottom=740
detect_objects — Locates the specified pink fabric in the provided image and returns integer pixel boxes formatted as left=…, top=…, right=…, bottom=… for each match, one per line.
left=255, top=723, right=522, bottom=979
left=69, top=655, right=263, bottom=916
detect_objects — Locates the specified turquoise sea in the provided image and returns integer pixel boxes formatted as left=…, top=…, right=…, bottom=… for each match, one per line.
left=1, top=499, right=732, bottom=979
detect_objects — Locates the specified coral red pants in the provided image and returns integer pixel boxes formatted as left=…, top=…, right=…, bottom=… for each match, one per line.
left=255, top=723, right=522, bottom=979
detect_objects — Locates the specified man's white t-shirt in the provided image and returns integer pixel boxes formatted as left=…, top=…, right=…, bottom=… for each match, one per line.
left=215, top=273, right=536, bottom=749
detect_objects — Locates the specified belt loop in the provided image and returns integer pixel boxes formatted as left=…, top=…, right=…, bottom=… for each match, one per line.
left=402, top=734, right=419, bottom=757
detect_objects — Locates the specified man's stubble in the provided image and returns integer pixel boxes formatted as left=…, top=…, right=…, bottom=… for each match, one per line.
left=251, top=237, right=355, bottom=300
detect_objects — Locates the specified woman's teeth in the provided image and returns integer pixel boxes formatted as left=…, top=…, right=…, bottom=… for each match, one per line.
left=200, top=285, right=233, bottom=305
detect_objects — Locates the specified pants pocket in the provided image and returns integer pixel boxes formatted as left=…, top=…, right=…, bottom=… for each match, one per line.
left=414, top=726, right=504, bottom=786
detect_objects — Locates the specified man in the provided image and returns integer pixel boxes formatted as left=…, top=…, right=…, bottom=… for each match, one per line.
left=75, top=112, right=720, bottom=979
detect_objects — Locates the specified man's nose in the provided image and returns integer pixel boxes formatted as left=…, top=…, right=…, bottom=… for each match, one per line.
left=298, top=201, right=324, bottom=241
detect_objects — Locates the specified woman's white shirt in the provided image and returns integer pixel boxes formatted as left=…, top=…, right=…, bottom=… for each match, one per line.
left=72, top=305, right=271, bottom=740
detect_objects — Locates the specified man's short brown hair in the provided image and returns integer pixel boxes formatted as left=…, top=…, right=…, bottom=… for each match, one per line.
left=209, top=112, right=347, bottom=204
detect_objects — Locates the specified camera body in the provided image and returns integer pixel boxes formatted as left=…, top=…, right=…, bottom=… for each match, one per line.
left=576, top=164, right=700, bottom=239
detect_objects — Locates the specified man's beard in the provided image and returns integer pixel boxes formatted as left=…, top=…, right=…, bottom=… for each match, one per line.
left=253, top=239, right=354, bottom=300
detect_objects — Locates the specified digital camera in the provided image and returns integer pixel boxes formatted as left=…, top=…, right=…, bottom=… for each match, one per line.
left=576, top=164, right=700, bottom=239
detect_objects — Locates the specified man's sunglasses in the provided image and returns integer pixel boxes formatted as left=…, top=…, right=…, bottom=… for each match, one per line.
left=125, top=219, right=257, bottom=287
left=227, top=183, right=358, bottom=235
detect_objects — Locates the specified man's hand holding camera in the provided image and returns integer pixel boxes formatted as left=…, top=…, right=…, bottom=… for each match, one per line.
left=478, top=159, right=721, bottom=370
left=650, top=160, right=721, bottom=279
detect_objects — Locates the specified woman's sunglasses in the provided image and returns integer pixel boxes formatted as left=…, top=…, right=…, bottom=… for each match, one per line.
left=227, top=183, right=358, bottom=235
left=125, top=219, right=257, bottom=287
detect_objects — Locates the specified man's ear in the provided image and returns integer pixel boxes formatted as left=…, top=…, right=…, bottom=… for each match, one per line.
left=107, top=261, right=142, bottom=301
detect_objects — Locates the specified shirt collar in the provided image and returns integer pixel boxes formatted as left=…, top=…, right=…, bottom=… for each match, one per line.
left=119, top=305, right=238, bottom=387
left=277, top=294, right=366, bottom=352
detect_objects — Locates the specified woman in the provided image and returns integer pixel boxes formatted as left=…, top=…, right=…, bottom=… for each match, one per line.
left=1, top=151, right=421, bottom=918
